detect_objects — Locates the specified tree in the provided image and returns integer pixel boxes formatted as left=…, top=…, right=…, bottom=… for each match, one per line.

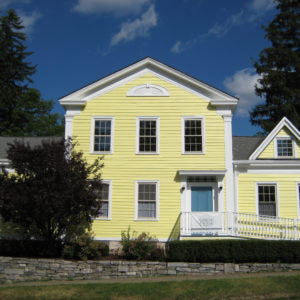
left=250, top=0, right=300, bottom=134
left=0, top=9, right=64, bottom=136
left=0, top=139, right=103, bottom=250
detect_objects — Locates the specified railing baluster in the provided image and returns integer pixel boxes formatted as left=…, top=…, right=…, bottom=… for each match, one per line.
left=180, top=211, right=300, bottom=240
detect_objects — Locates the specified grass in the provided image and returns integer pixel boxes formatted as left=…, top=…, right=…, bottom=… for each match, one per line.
left=0, top=274, right=300, bottom=300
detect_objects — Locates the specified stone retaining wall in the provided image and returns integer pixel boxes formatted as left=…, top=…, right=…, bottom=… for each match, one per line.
left=1, top=256, right=300, bottom=283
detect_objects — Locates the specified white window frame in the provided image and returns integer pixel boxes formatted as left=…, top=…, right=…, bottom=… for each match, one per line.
left=255, top=182, right=279, bottom=218
left=90, top=116, right=115, bottom=154
left=94, top=180, right=112, bottom=220
left=275, top=136, right=296, bottom=158
left=136, top=117, right=160, bottom=155
left=181, top=116, right=205, bottom=155
left=135, top=180, right=159, bottom=221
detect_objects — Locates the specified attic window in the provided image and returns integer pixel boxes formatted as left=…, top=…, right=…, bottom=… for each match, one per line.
left=276, top=138, right=293, bottom=157
left=127, top=84, right=169, bottom=97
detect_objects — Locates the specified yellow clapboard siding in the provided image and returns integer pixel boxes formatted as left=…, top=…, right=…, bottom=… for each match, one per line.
left=238, top=173, right=300, bottom=219
left=72, top=73, right=226, bottom=240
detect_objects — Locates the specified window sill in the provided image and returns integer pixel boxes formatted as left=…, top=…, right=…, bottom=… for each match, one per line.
left=93, top=218, right=111, bottom=221
left=182, top=152, right=205, bottom=155
left=90, top=152, right=113, bottom=155
left=134, top=218, right=159, bottom=222
left=136, top=152, right=160, bottom=155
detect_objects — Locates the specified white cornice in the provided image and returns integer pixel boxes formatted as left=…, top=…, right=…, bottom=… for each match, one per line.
left=58, top=57, right=238, bottom=108
left=233, top=160, right=300, bottom=167
left=249, top=117, right=300, bottom=160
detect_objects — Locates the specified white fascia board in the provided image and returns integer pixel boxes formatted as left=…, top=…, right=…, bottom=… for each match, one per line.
left=210, top=99, right=238, bottom=106
left=58, top=57, right=238, bottom=107
left=0, top=159, right=10, bottom=166
left=59, top=99, right=86, bottom=106
left=179, top=170, right=226, bottom=176
left=233, top=160, right=300, bottom=167
left=249, top=117, right=300, bottom=160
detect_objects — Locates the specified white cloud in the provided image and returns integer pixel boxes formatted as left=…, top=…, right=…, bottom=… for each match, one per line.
left=0, top=0, right=31, bottom=10
left=171, top=41, right=184, bottom=54
left=249, top=0, right=277, bottom=12
left=224, top=68, right=262, bottom=117
left=17, top=10, right=42, bottom=34
left=74, top=0, right=150, bottom=16
left=110, top=4, right=157, bottom=46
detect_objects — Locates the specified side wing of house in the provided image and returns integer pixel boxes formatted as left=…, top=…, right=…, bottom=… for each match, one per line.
left=234, top=118, right=300, bottom=220
left=59, top=58, right=238, bottom=241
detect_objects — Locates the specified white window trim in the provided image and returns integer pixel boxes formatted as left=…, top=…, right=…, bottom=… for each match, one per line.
left=255, top=182, right=280, bottom=218
left=136, top=117, right=160, bottom=155
left=274, top=136, right=296, bottom=158
left=181, top=116, right=205, bottom=155
left=135, top=180, right=159, bottom=221
left=90, top=116, right=115, bottom=154
left=94, top=180, right=112, bottom=220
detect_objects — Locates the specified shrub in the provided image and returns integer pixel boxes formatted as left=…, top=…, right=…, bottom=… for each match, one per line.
left=0, top=239, right=62, bottom=258
left=121, top=227, right=164, bottom=260
left=166, top=239, right=300, bottom=263
left=62, top=232, right=109, bottom=260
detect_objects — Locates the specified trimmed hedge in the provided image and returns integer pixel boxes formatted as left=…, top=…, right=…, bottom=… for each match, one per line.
left=166, top=240, right=300, bottom=263
left=0, top=239, right=109, bottom=259
left=0, top=239, right=63, bottom=258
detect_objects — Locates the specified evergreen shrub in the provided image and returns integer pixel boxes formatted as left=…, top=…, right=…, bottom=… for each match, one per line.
left=166, top=240, right=300, bottom=263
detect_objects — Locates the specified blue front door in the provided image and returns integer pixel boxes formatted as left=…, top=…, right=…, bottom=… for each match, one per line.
left=191, top=186, right=213, bottom=212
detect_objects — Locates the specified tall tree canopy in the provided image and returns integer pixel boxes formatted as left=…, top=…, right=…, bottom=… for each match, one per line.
left=0, top=139, right=103, bottom=248
left=250, top=0, right=300, bottom=134
left=0, top=9, right=63, bottom=136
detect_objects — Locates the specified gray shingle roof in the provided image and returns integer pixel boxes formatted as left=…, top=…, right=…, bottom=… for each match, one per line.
left=232, top=136, right=265, bottom=160
left=0, top=137, right=63, bottom=159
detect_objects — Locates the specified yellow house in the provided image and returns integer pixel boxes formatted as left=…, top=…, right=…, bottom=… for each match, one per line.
left=58, top=57, right=300, bottom=244
left=2, top=58, right=299, bottom=244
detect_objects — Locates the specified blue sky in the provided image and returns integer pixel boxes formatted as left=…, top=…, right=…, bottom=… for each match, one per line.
left=1, top=0, right=278, bottom=135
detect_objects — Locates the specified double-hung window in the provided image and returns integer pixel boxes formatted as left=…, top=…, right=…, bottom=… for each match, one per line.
left=94, top=180, right=112, bottom=220
left=257, top=184, right=277, bottom=217
left=182, top=117, right=204, bottom=154
left=136, top=181, right=159, bottom=220
left=136, top=117, right=159, bottom=154
left=276, top=138, right=293, bottom=157
left=91, top=117, right=114, bottom=154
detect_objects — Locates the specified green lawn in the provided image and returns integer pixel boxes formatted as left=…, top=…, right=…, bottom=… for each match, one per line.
left=1, top=274, right=300, bottom=300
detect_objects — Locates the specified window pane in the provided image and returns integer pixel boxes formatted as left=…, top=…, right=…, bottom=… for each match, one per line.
left=258, top=184, right=276, bottom=216
left=139, top=119, right=157, bottom=152
left=94, top=119, right=112, bottom=152
left=184, top=119, right=202, bottom=152
left=138, top=183, right=157, bottom=218
left=277, top=139, right=293, bottom=157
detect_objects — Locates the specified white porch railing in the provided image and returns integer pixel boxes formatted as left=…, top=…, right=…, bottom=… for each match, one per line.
left=181, top=212, right=300, bottom=240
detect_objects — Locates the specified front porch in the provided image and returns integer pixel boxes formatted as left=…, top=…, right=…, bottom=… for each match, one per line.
left=180, top=211, right=300, bottom=240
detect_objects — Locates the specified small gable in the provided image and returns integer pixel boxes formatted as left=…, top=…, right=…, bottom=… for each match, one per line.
left=249, top=118, right=300, bottom=160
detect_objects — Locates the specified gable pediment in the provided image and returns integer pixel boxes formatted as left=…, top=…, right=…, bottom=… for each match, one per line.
left=249, top=117, right=300, bottom=160
left=59, top=57, right=238, bottom=109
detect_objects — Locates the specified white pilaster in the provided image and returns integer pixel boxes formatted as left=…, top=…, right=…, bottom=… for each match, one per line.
left=223, top=114, right=234, bottom=213
left=64, top=106, right=83, bottom=140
